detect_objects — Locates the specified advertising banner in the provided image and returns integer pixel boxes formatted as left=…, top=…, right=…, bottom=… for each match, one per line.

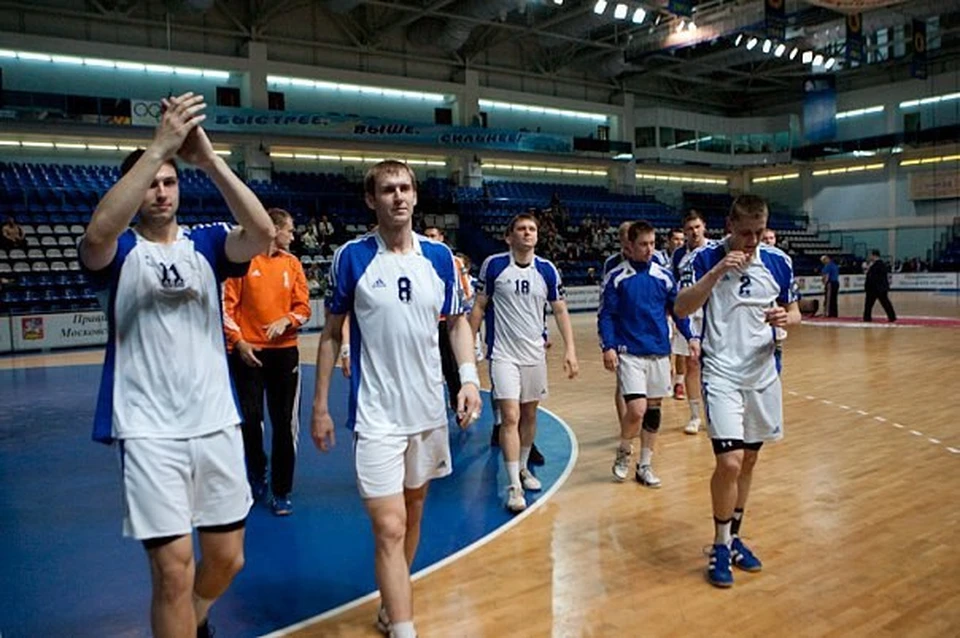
left=131, top=99, right=163, bottom=127
left=12, top=311, right=108, bottom=351
left=891, top=272, right=959, bottom=291
left=0, top=316, right=11, bottom=353
left=189, top=107, right=575, bottom=155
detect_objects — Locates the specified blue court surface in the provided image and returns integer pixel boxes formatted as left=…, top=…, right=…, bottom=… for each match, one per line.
left=0, top=363, right=575, bottom=637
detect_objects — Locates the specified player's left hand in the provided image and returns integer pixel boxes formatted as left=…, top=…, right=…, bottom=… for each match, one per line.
left=564, top=351, right=579, bottom=379
left=764, top=306, right=789, bottom=327
left=455, top=383, right=482, bottom=430
left=265, top=316, right=292, bottom=340
left=176, top=123, right=218, bottom=170
left=689, top=338, right=702, bottom=358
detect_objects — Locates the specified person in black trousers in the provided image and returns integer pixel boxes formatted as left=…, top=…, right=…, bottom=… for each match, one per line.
left=820, top=255, right=840, bottom=318
left=863, top=249, right=897, bottom=322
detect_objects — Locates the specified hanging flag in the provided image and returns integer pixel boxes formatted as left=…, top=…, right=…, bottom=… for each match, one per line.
left=803, top=76, right=837, bottom=142
left=911, top=18, right=927, bottom=79
left=846, top=13, right=863, bottom=64
left=765, top=0, right=786, bottom=40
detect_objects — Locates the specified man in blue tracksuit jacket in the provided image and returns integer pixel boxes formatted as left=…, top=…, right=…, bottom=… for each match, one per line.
left=598, top=220, right=699, bottom=488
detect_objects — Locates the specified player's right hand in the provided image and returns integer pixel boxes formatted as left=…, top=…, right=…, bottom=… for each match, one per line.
left=236, top=340, right=263, bottom=367
left=311, top=409, right=336, bottom=452
left=153, top=92, right=207, bottom=160
left=714, top=250, right=748, bottom=275
left=602, top=349, right=618, bottom=372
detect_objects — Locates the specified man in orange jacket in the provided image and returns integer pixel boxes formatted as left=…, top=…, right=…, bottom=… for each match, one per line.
left=224, top=208, right=311, bottom=516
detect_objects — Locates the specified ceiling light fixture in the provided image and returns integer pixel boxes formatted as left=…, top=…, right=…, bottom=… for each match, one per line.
left=593, top=0, right=607, bottom=15
left=632, top=8, right=646, bottom=24
left=613, top=3, right=628, bottom=19
left=746, top=37, right=758, bottom=50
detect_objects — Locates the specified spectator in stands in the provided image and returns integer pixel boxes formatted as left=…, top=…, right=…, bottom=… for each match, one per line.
left=306, top=265, right=323, bottom=298
left=863, top=249, right=896, bottom=323
left=317, top=214, right=335, bottom=241
left=223, top=207, right=311, bottom=517
left=761, top=228, right=777, bottom=247
left=300, top=225, right=320, bottom=255
left=1, top=216, right=26, bottom=250
left=820, top=255, right=840, bottom=318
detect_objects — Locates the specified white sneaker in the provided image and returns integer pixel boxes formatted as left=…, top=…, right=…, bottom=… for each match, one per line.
left=520, top=468, right=542, bottom=491
left=684, top=417, right=701, bottom=435
left=612, top=446, right=631, bottom=482
left=375, top=604, right=390, bottom=635
left=636, top=464, right=662, bottom=488
left=506, top=485, right=526, bottom=512
left=775, top=327, right=788, bottom=341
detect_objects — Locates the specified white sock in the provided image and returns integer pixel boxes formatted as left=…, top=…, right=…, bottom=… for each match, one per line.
left=689, top=398, right=701, bottom=420
left=619, top=438, right=632, bottom=452
left=391, top=621, right=417, bottom=638
left=519, top=446, right=532, bottom=469
left=639, top=447, right=653, bottom=467
left=193, top=594, right=214, bottom=625
left=673, top=374, right=683, bottom=386
left=714, top=519, right=732, bottom=547
left=506, top=461, right=521, bottom=488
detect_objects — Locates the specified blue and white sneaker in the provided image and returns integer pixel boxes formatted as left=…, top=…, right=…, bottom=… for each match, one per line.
left=271, top=496, right=293, bottom=516
left=706, top=543, right=734, bottom=588
left=731, top=536, right=763, bottom=572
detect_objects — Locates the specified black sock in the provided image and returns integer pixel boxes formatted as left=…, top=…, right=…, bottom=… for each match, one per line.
left=731, top=508, right=744, bottom=537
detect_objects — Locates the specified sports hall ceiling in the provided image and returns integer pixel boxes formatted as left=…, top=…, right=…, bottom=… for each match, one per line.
left=1, top=0, right=959, bottom=113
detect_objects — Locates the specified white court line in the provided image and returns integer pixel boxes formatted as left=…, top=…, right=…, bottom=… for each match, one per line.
left=261, top=404, right=580, bottom=638
left=788, top=391, right=957, bottom=457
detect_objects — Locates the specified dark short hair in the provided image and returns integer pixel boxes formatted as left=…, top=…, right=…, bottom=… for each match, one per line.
left=669, top=227, right=684, bottom=236
left=363, top=160, right=417, bottom=197
left=627, top=220, right=655, bottom=242
left=120, top=149, right=178, bottom=178
left=682, top=209, right=705, bottom=226
left=729, top=194, right=769, bottom=222
left=506, top=213, right=539, bottom=235
left=871, top=249, right=881, bottom=257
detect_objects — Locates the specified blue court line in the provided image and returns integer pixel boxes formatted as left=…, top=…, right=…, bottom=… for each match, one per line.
left=0, top=363, right=576, bottom=638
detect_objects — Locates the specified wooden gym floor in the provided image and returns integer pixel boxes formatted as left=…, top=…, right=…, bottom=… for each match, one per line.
left=3, top=291, right=959, bottom=637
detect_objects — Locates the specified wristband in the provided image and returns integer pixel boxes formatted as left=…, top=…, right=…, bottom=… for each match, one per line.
left=458, top=362, right=480, bottom=388
left=339, top=344, right=350, bottom=359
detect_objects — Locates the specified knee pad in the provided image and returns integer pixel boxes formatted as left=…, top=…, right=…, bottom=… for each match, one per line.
left=641, top=407, right=661, bottom=433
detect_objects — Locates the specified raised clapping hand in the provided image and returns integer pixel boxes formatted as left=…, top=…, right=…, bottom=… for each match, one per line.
left=455, top=383, right=483, bottom=430
left=153, top=92, right=207, bottom=162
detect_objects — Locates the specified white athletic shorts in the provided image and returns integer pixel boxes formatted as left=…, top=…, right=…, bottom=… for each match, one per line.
left=490, top=359, right=548, bottom=404
left=671, top=314, right=703, bottom=356
left=618, top=354, right=671, bottom=399
left=702, top=375, right=784, bottom=443
left=119, top=425, right=252, bottom=540
left=354, top=425, right=452, bottom=499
